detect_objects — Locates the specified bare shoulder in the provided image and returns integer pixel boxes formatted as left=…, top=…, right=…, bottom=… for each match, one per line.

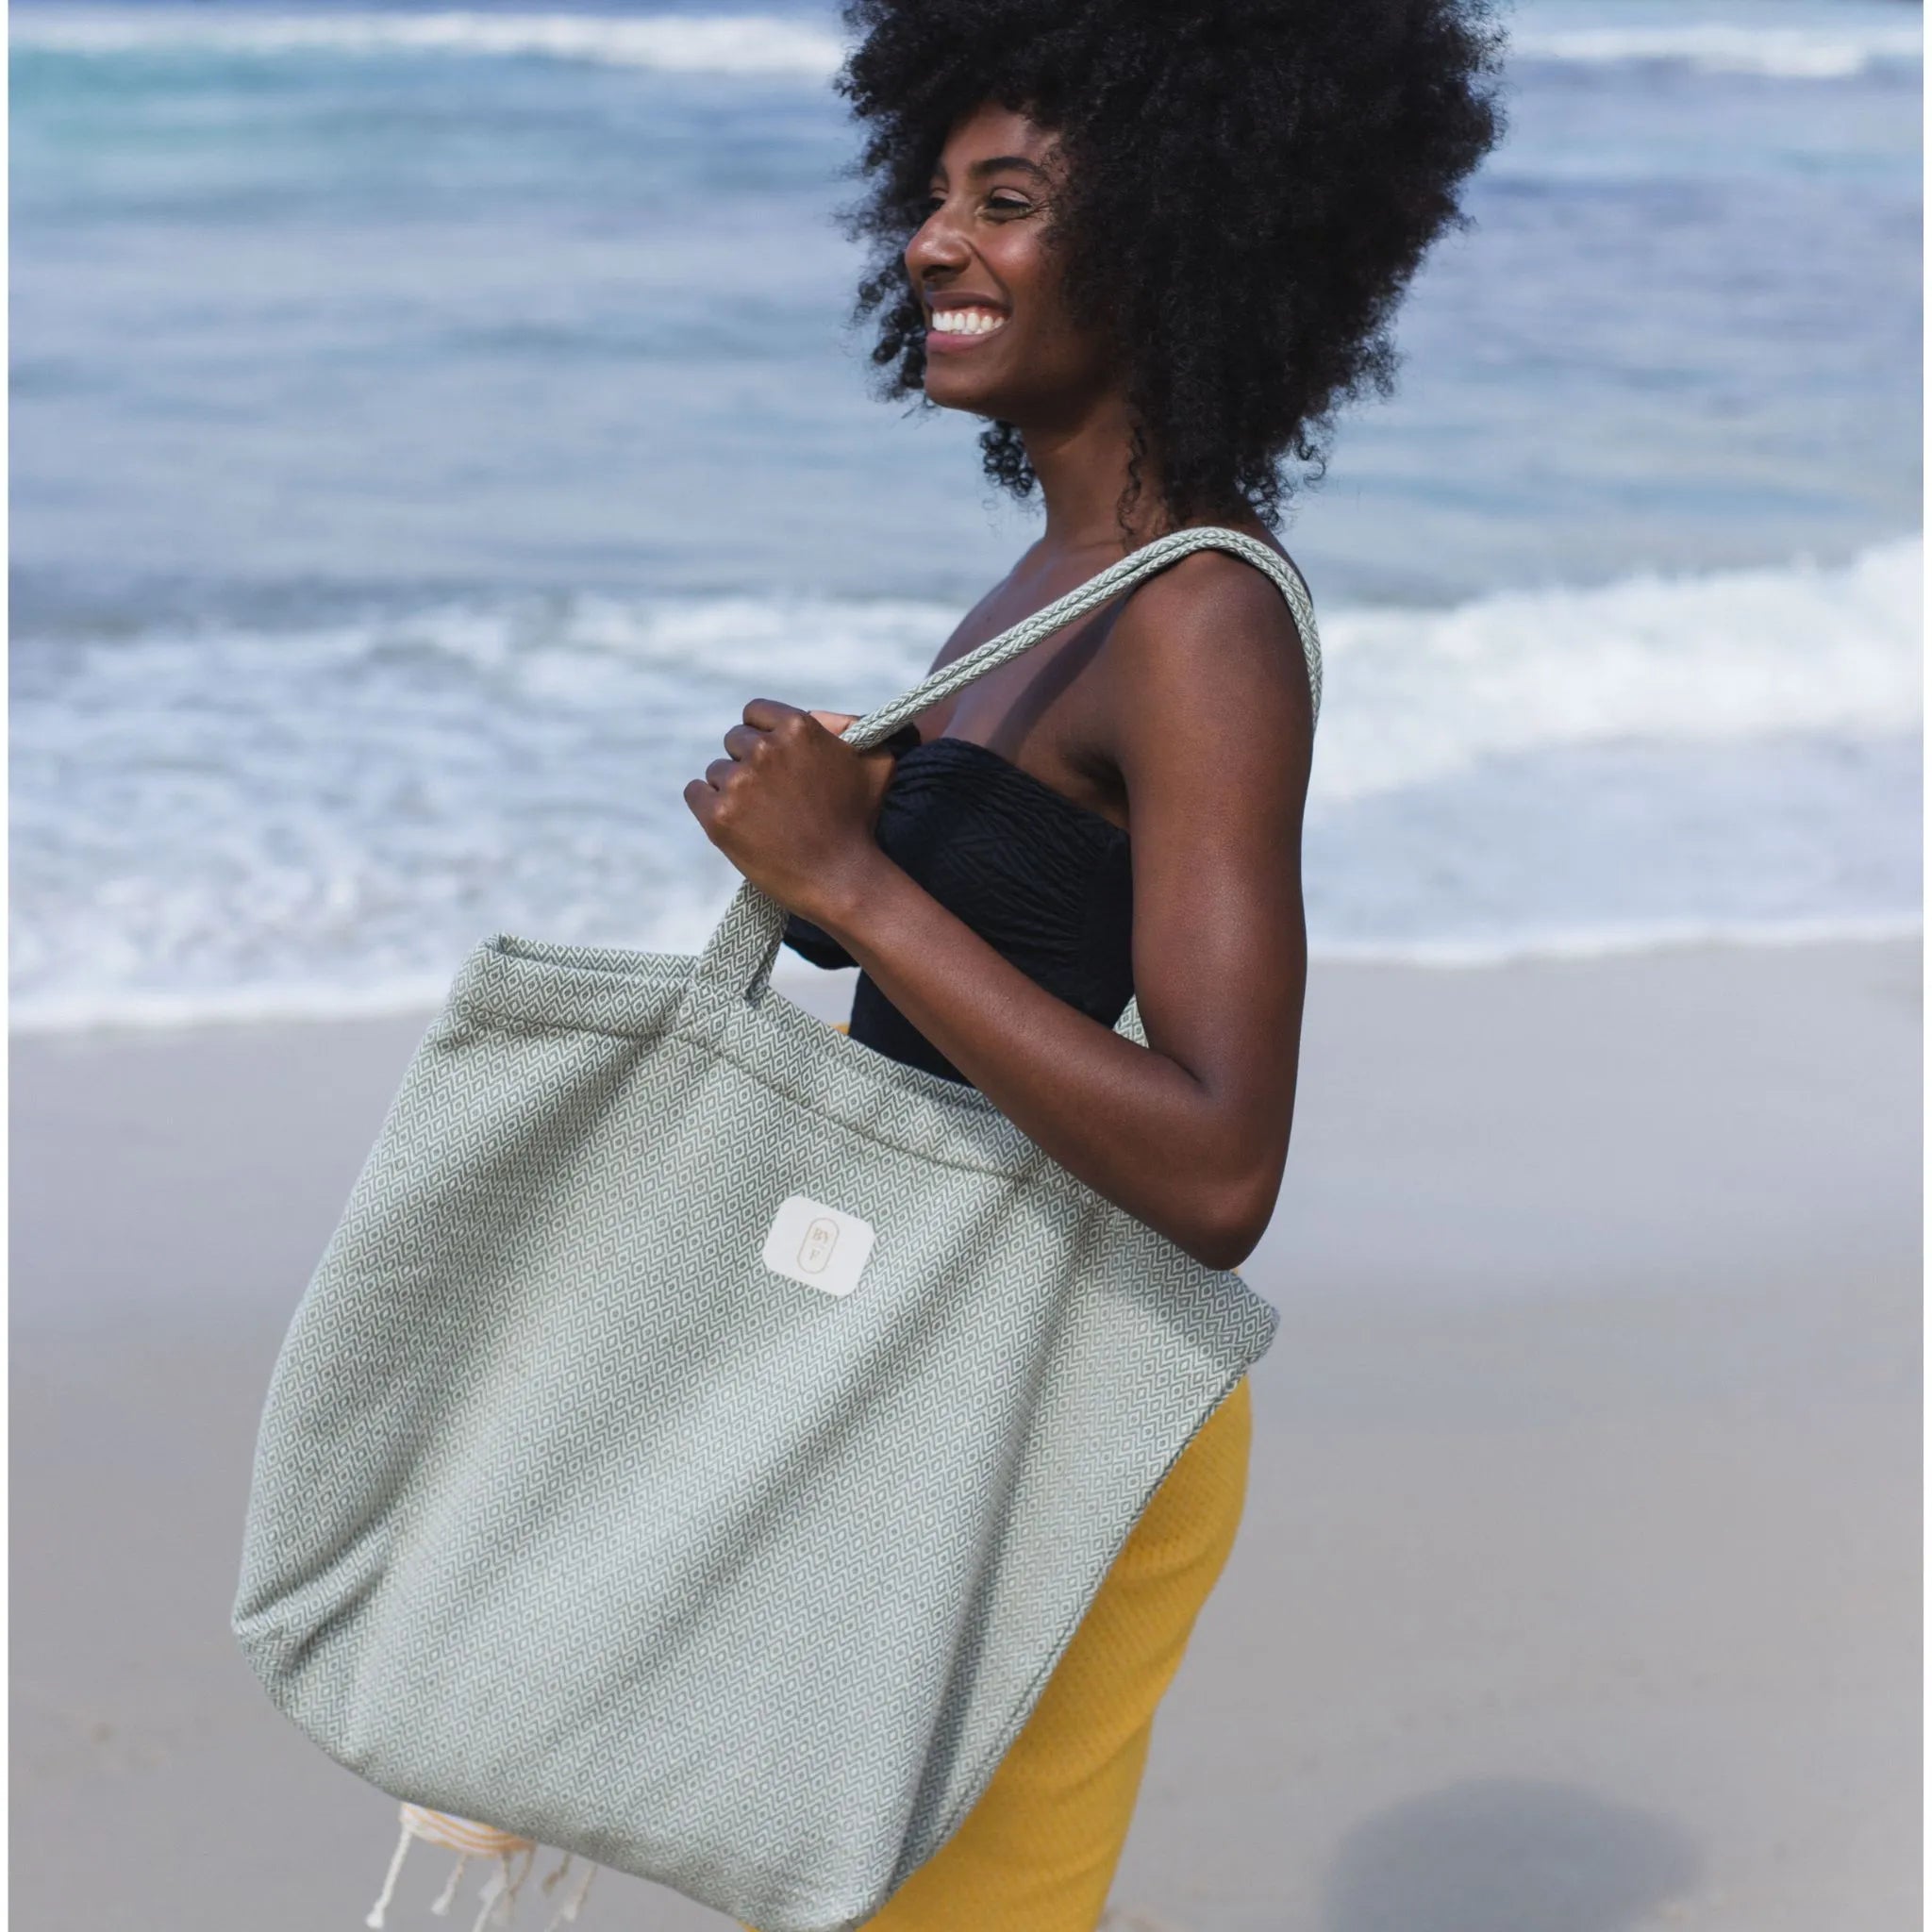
left=1125, top=541, right=1307, bottom=629
left=1105, top=542, right=1316, bottom=735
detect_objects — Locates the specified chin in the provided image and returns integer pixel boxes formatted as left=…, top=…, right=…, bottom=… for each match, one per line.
left=923, top=372, right=1014, bottom=417
left=921, top=372, right=976, bottom=409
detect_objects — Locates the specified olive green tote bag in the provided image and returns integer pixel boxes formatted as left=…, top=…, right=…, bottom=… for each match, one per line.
left=231, top=525, right=1322, bottom=1932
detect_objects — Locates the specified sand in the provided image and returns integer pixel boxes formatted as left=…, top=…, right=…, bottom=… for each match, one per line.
left=9, top=937, right=1921, bottom=1930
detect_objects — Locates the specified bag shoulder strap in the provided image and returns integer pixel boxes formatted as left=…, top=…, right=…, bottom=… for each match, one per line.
left=701, top=524, right=1324, bottom=1054
left=840, top=524, right=1321, bottom=753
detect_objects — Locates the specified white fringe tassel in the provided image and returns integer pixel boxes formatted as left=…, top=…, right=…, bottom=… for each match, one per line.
left=361, top=1806, right=595, bottom=1931
left=540, top=1857, right=597, bottom=1932
left=469, top=1844, right=538, bottom=1932
left=365, top=1814, right=416, bottom=1928
left=430, top=1851, right=471, bottom=1915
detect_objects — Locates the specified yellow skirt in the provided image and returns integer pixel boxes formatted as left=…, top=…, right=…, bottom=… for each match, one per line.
left=745, top=1022, right=1256, bottom=1931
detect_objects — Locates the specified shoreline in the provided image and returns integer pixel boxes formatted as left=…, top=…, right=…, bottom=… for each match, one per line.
left=8, top=920, right=1922, bottom=1045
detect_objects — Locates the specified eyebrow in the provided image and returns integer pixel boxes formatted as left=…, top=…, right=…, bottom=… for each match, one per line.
left=930, top=155, right=1050, bottom=184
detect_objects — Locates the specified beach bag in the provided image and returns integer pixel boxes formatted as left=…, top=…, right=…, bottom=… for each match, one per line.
left=230, top=525, right=1323, bottom=1932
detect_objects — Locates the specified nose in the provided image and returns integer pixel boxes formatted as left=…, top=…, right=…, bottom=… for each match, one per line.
left=904, top=200, right=971, bottom=291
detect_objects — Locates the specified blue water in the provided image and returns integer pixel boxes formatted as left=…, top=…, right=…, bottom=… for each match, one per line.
left=8, top=0, right=1923, bottom=1028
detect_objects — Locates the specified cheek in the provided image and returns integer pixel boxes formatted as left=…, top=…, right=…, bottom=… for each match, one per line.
left=991, top=231, right=1057, bottom=315
left=1016, top=300, right=1110, bottom=395
left=991, top=242, right=1087, bottom=365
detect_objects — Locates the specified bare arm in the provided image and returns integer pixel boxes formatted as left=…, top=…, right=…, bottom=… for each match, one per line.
left=683, top=552, right=1313, bottom=1267
left=686, top=552, right=1314, bottom=1271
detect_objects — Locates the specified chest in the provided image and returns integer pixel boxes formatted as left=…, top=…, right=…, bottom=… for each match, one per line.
left=874, top=735, right=1135, bottom=979
left=908, top=603, right=1130, bottom=836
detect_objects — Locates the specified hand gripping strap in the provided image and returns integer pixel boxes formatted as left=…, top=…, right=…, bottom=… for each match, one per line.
left=695, top=525, right=1323, bottom=1049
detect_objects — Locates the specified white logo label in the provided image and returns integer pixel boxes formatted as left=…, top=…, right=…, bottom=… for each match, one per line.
left=762, top=1193, right=875, bottom=1298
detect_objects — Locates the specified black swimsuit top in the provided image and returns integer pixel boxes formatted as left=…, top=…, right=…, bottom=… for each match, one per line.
left=780, top=734, right=1133, bottom=1086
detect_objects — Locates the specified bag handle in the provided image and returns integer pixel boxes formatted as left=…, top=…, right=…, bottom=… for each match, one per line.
left=693, top=524, right=1323, bottom=1049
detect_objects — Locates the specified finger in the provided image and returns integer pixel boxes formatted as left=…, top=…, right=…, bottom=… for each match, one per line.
left=703, top=756, right=739, bottom=791
left=722, top=721, right=766, bottom=762
left=742, top=697, right=804, bottom=731
left=682, top=775, right=715, bottom=823
left=808, top=709, right=859, bottom=735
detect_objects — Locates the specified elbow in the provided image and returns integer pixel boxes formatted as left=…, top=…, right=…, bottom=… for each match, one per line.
left=1185, top=1227, right=1258, bottom=1274
left=1175, top=1166, right=1281, bottom=1275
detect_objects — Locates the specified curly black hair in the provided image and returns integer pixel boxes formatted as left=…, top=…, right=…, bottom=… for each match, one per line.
left=836, top=0, right=1507, bottom=537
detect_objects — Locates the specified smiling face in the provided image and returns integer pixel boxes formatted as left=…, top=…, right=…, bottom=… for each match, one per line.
left=903, top=102, right=1119, bottom=426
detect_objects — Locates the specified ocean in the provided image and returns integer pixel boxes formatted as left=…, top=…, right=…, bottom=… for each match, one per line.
left=8, top=0, right=1923, bottom=1030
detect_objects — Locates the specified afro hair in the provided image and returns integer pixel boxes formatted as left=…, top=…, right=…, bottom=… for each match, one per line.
left=836, top=0, right=1508, bottom=536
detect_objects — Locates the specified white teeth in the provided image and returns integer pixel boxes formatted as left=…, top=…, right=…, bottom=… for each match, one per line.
left=932, top=308, right=1005, bottom=335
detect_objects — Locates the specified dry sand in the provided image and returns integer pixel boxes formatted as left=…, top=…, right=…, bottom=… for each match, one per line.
left=9, top=937, right=1921, bottom=1930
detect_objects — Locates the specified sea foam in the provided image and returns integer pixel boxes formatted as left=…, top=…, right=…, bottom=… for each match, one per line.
left=8, top=8, right=847, bottom=78
left=9, top=538, right=1921, bottom=1033
left=1309, top=535, right=1923, bottom=805
left=1510, top=19, right=1922, bottom=80
left=13, top=7, right=1922, bottom=83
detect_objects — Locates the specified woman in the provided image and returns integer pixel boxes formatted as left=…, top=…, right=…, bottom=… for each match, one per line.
left=687, top=3, right=1504, bottom=1924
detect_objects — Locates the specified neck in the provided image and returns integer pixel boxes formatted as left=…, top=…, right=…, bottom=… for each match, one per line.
left=1019, top=389, right=1172, bottom=557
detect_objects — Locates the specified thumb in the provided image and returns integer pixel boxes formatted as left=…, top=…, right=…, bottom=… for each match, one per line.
left=808, top=709, right=861, bottom=738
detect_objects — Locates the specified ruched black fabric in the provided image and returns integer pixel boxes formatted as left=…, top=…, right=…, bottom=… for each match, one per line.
left=781, top=735, right=1133, bottom=1086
